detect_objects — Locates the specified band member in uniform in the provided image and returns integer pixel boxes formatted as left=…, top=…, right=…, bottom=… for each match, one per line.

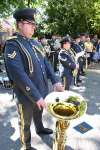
left=79, top=33, right=86, bottom=50
left=48, top=36, right=60, bottom=72
left=71, top=35, right=85, bottom=85
left=58, top=37, right=77, bottom=90
left=4, top=8, right=64, bottom=150
left=79, top=33, right=86, bottom=74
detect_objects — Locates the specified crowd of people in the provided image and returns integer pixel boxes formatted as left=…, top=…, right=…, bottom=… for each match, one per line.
left=39, top=33, right=100, bottom=90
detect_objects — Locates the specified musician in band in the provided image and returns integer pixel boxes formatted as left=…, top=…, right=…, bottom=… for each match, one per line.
left=71, top=35, right=85, bottom=85
left=58, top=37, right=78, bottom=90
left=48, top=36, right=60, bottom=72
left=4, top=8, right=64, bottom=150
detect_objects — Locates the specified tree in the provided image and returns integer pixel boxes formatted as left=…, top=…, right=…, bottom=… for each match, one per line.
left=0, top=0, right=44, bottom=17
left=45, top=0, right=100, bottom=36
left=0, top=0, right=99, bottom=36
left=89, top=1, right=100, bottom=34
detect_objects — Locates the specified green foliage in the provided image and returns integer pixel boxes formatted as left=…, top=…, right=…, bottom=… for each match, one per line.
left=89, top=1, right=100, bottom=34
left=0, top=0, right=44, bottom=17
left=0, top=0, right=99, bottom=35
left=0, top=0, right=26, bottom=17
left=45, top=0, right=100, bottom=35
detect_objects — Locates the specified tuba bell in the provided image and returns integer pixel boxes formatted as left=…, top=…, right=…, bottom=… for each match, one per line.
left=45, top=91, right=87, bottom=150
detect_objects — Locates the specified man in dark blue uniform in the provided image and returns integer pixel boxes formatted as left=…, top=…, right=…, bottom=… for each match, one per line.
left=71, top=35, right=85, bottom=85
left=58, top=37, right=77, bottom=90
left=4, top=8, right=64, bottom=150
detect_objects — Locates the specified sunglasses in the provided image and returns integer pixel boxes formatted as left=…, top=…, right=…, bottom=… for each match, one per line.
left=21, top=20, right=36, bottom=26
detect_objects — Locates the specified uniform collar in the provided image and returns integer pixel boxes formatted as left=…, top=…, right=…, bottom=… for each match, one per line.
left=17, top=34, right=31, bottom=41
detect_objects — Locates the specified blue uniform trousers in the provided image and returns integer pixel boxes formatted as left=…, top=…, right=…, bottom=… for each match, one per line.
left=17, top=100, right=43, bottom=149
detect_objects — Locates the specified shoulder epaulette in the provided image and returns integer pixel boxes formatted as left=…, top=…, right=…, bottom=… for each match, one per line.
left=7, top=36, right=17, bottom=40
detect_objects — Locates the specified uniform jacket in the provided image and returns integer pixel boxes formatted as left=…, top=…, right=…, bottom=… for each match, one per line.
left=71, top=42, right=83, bottom=53
left=58, top=48, right=76, bottom=77
left=4, top=34, right=59, bottom=103
left=71, top=42, right=85, bottom=64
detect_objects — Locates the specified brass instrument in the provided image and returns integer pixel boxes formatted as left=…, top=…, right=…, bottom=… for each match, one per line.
left=45, top=91, right=87, bottom=150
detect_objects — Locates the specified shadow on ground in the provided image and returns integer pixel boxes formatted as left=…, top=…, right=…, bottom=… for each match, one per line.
left=38, top=134, right=74, bottom=150
left=0, top=104, right=21, bottom=150
left=0, top=122, right=20, bottom=150
left=71, top=69, right=100, bottom=115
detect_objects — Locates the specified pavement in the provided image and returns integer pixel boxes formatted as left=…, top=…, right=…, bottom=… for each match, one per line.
left=0, top=62, right=100, bottom=150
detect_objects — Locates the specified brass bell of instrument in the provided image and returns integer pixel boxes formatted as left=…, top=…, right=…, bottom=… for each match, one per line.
left=45, top=91, right=87, bottom=150
left=46, top=91, right=87, bottom=120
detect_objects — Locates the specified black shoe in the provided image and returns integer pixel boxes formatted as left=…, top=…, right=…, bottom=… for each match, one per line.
left=74, top=83, right=80, bottom=87
left=0, top=69, right=3, bottom=72
left=77, top=79, right=82, bottom=83
left=26, top=147, right=37, bottom=150
left=36, top=128, right=53, bottom=135
left=81, top=72, right=86, bottom=76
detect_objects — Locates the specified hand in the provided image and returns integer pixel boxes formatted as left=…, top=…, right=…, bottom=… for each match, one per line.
left=36, top=98, right=46, bottom=110
left=53, top=82, right=64, bottom=92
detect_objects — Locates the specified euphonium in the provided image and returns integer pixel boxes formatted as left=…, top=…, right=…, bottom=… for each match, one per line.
left=45, top=91, right=87, bottom=150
